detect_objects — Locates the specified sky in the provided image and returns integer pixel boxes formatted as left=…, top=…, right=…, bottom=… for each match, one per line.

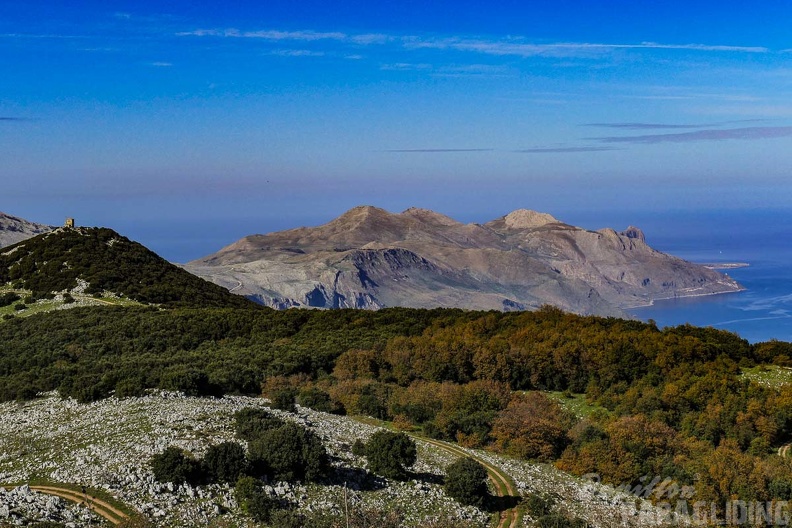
left=2, top=1, right=792, bottom=261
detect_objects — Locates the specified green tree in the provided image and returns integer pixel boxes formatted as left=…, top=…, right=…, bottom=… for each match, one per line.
left=444, top=457, right=489, bottom=508
left=364, top=430, right=417, bottom=480
left=271, top=388, right=298, bottom=412
left=234, top=407, right=285, bottom=441
left=235, top=476, right=278, bottom=522
left=150, top=446, right=204, bottom=485
left=0, top=293, right=20, bottom=307
left=203, top=442, right=248, bottom=483
left=248, top=422, right=329, bottom=482
left=297, top=387, right=345, bottom=414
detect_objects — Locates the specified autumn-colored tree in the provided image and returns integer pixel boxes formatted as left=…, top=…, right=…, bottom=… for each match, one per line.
left=490, top=392, right=572, bottom=461
left=332, top=348, right=380, bottom=381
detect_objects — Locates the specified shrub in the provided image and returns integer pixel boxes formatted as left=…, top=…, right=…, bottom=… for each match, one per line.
left=271, top=388, right=298, bottom=412
left=364, top=430, right=416, bottom=480
left=0, top=292, right=20, bottom=307
left=422, top=421, right=444, bottom=439
left=150, top=446, right=204, bottom=485
left=62, top=293, right=75, bottom=304
left=234, top=407, right=285, bottom=441
left=13, top=303, right=26, bottom=311
left=357, top=393, right=389, bottom=420
left=525, top=492, right=556, bottom=517
left=537, top=514, right=587, bottom=528
left=297, top=387, right=345, bottom=414
left=59, top=374, right=112, bottom=403
left=203, top=442, right=248, bottom=483
left=159, top=368, right=220, bottom=397
left=248, top=422, right=329, bottom=482
left=114, top=377, right=146, bottom=398
left=235, top=476, right=278, bottom=523
left=444, top=457, right=489, bottom=508
left=351, top=438, right=367, bottom=457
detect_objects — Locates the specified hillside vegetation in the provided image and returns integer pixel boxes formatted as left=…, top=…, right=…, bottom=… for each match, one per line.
left=0, top=227, right=257, bottom=309
left=3, top=304, right=792, bottom=513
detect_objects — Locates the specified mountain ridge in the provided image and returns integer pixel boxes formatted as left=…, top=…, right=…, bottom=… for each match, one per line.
left=186, top=206, right=743, bottom=315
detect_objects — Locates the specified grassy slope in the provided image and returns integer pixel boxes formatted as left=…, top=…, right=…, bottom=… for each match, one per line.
left=741, top=365, right=792, bottom=389
left=0, top=286, right=143, bottom=321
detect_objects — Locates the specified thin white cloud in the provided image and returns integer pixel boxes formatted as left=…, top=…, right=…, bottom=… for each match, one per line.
left=150, top=61, right=172, bottom=67
left=379, top=62, right=510, bottom=77
left=178, top=29, right=347, bottom=41
left=408, top=38, right=769, bottom=57
left=350, top=34, right=392, bottom=45
left=380, top=63, right=432, bottom=71
left=176, top=28, right=771, bottom=59
left=515, top=146, right=620, bottom=153
left=386, top=148, right=494, bottom=153
left=0, top=33, right=89, bottom=39
left=591, top=126, right=792, bottom=144
left=439, top=64, right=509, bottom=74
left=583, top=120, right=766, bottom=130
left=269, top=49, right=325, bottom=57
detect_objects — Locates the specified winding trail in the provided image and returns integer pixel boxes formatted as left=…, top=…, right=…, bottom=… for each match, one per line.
left=419, top=436, right=521, bottom=528
left=2, top=484, right=131, bottom=525
left=353, top=416, right=521, bottom=528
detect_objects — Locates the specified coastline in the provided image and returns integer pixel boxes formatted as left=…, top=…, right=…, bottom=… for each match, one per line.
left=699, top=262, right=750, bottom=270
left=625, top=285, right=748, bottom=310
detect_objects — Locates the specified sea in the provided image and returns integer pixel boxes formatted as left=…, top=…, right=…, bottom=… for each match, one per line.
left=626, top=210, right=792, bottom=344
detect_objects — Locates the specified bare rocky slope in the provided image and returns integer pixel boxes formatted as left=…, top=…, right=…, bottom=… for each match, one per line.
left=186, top=206, right=742, bottom=316
left=0, top=211, right=52, bottom=248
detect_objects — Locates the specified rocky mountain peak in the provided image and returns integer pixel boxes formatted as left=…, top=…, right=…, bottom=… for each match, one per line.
left=327, top=205, right=395, bottom=229
left=400, top=207, right=461, bottom=226
left=502, top=209, right=560, bottom=229
left=621, top=226, right=646, bottom=243
left=337, top=205, right=390, bottom=219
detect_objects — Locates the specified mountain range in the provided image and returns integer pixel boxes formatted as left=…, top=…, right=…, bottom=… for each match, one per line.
left=185, top=206, right=743, bottom=316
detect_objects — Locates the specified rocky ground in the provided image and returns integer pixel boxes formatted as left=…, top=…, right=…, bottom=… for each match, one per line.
left=0, top=485, right=98, bottom=526
left=0, top=392, right=487, bottom=527
left=0, top=392, right=681, bottom=527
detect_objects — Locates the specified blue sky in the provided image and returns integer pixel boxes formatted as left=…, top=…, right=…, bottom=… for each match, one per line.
left=3, top=1, right=792, bottom=260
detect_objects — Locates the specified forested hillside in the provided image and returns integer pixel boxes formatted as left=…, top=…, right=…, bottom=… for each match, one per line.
left=3, top=304, right=792, bottom=508
left=0, top=227, right=256, bottom=308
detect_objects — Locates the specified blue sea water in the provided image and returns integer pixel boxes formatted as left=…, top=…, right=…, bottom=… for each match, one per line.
left=628, top=211, right=792, bottom=344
